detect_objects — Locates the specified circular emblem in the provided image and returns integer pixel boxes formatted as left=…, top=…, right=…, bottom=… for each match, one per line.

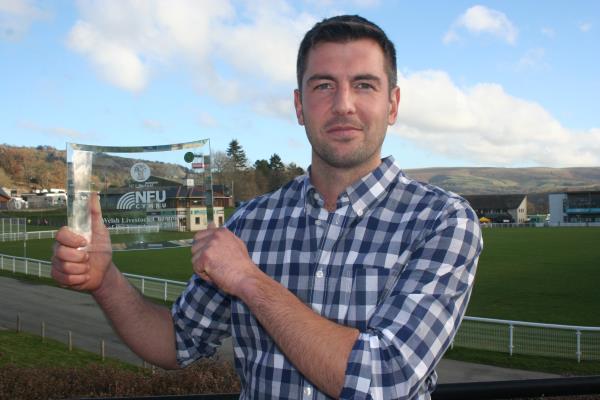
left=184, top=152, right=195, bottom=163
left=130, top=162, right=151, bottom=182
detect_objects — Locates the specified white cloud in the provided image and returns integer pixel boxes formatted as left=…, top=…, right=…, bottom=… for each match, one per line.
left=579, top=22, right=592, bottom=32
left=391, top=70, right=600, bottom=167
left=217, top=3, right=315, bottom=84
left=198, top=112, right=218, bottom=128
left=253, top=95, right=297, bottom=121
left=67, top=0, right=315, bottom=95
left=19, top=120, right=85, bottom=139
left=444, top=5, right=518, bottom=44
left=516, top=48, right=547, bottom=71
left=0, top=0, right=48, bottom=41
left=67, top=0, right=235, bottom=92
left=541, top=27, right=555, bottom=38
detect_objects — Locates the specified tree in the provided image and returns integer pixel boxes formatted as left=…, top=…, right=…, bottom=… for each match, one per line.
left=269, top=154, right=285, bottom=171
left=226, top=139, right=248, bottom=171
left=253, top=159, right=271, bottom=194
left=254, top=159, right=270, bottom=175
left=286, top=163, right=305, bottom=179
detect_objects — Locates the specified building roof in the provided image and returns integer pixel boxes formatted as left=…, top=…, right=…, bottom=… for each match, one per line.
left=463, top=194, right=526, bottom=210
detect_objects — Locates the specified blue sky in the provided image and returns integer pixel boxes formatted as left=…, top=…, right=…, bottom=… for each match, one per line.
left=1, top=0, right=599, bottom=169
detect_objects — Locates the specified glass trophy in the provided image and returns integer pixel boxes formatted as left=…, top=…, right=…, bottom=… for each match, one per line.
left=66, top=139, right=220, bottom=250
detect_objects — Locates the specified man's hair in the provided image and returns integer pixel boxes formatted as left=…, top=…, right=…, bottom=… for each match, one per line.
left=296, top=15, right=397, bottom=92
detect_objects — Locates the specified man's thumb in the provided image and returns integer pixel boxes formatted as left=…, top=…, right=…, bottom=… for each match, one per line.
left=90, top=192, right=105, bottom=232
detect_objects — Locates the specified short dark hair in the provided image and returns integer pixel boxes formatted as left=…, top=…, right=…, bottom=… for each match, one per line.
left=296, top=15, right=397, bottom=92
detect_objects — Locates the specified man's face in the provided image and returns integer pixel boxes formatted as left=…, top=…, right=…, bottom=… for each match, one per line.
left=294, top=39, right=400, bottom=170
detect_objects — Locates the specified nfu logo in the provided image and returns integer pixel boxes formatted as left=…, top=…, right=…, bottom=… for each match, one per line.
left=116, top=190, right=167, bottom=210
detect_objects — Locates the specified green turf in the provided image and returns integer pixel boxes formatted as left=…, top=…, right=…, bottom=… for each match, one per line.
left=0, top=330, right=139, bottom=370
left=112, top=247, right=193, bottom=282
left=2, top=227, right=600, bottom=327
left=467, top=227, right=600, bottom=326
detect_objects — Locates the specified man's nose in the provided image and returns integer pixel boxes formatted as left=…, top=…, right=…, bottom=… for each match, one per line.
left=332, top=84, right=356, bottom=115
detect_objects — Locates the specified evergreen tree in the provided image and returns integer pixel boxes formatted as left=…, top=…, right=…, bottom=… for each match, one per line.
left=269, top=154, right=285, bottom=171
left=226, top=139, right=248, bottom=171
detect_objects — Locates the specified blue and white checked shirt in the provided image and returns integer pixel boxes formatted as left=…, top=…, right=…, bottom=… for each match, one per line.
left=172, top=156, right=483, bottom=399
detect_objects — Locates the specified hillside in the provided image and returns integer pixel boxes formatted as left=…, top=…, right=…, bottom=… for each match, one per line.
left=405, top=166, right=600, bottom=195
left=1, top=144, right=599, bottom=211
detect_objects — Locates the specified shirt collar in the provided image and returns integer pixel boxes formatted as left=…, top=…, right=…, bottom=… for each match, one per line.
left=303, top=156, right=402, bottom=217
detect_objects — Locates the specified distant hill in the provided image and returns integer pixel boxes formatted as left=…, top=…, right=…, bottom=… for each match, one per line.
left=1, top=144, right=599, bottom=213
left=404, top=166, right=600, bottom=195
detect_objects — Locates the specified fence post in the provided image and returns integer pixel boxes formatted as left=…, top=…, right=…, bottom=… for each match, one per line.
left=12, top=256, right=16, bottom=273
left=16, top=313, right=21, bottom=332
left=164, top=281, right=168, bottom=301
left=576, top=330, right=582, bottom=363
left=101, top=339, right=105, bottom=361
left=141, top=277, right=145, bottom=295
left=509, top=324, right=514, bottom=356
left=68, top=331, right=73, bottom=351
left=41, top=321, right=45, bottom=342
left=38, top=261, right=42, bottom=278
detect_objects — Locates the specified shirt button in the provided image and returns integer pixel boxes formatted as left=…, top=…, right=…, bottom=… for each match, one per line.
left=316, top=270, right=324, bottom=278
left=304, top=386, right=312, bottom=396
left=356, top=208, right=364, bottom=217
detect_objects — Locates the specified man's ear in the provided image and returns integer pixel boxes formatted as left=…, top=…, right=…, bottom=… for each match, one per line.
left=388, top=86, right=400, bottom=125
left=294, top=89, right=305, bottom=126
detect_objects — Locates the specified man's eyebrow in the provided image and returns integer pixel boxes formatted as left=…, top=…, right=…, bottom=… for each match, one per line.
left=306, top=73, right=382, bottom=83
left=306, top=74, right=336, bottom=83
left=353, top=74, right=381, bottom=83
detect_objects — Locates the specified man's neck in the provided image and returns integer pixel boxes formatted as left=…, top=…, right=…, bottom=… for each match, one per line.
left=310, top=156, right=382, bottom=212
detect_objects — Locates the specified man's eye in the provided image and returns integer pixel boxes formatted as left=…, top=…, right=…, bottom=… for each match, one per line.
left=356, top=82, right=375, bottom=90
left=314, top=83, right=333, bottom=90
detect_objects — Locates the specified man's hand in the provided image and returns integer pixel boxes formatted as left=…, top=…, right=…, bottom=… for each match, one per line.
left=51, top=192, right=113, bottom=292
left=191, top=224, right=260, bottom=296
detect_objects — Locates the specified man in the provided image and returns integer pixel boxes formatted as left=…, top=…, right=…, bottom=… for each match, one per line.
left=52, top=15, right=482, bottom=399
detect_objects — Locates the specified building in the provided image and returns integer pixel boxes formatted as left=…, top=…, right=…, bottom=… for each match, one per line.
left=463, top=194, right=528, bottom=223
left=549, top=191, right=600, bottom=224
left=22, top=190, right=67, bottom=208
left=100, top=176, right=232, bottom=231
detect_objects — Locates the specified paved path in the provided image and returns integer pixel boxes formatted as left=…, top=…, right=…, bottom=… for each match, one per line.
left=0, top=275, right=559, bottom=383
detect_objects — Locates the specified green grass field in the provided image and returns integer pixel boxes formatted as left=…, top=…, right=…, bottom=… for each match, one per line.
left=1, top=227, right=600, bottom=326
left=467, top=227, right=600, bottom=326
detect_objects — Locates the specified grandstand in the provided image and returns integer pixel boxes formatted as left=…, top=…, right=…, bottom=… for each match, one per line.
left=462, top=194, right=528, bottom=223
left=549, top=190, right=600, bottom=224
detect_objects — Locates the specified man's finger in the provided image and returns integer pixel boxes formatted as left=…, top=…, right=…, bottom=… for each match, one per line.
left=55, top=227, right=88, bottom=248
left=53, top=244, right=89, bottom=264
left=51, top=266, right=90, bottom=286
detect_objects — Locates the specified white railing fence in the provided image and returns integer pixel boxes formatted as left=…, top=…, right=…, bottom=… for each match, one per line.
left=2, top=252, right=599, bottom=363
left=0, top=225, right=160, bottom=242
left=456, top=317, right=600, bottom=363
left=0, top=253, right=186, bottom=302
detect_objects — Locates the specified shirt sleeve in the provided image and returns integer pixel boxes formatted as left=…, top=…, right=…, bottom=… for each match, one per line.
left=340, top=199, right=483, bottom=400
left=171, top=273, right=232, bottom=367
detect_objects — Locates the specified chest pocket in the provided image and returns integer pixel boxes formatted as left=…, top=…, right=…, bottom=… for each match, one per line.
left=321, top=263, right=392, bottom=330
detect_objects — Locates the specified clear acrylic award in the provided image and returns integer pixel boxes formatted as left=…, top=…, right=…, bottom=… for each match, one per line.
left=66, top=140, right=221, bottom=249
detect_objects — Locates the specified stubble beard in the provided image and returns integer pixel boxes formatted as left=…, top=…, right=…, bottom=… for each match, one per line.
left=307, top=129, right=385, bottom=170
